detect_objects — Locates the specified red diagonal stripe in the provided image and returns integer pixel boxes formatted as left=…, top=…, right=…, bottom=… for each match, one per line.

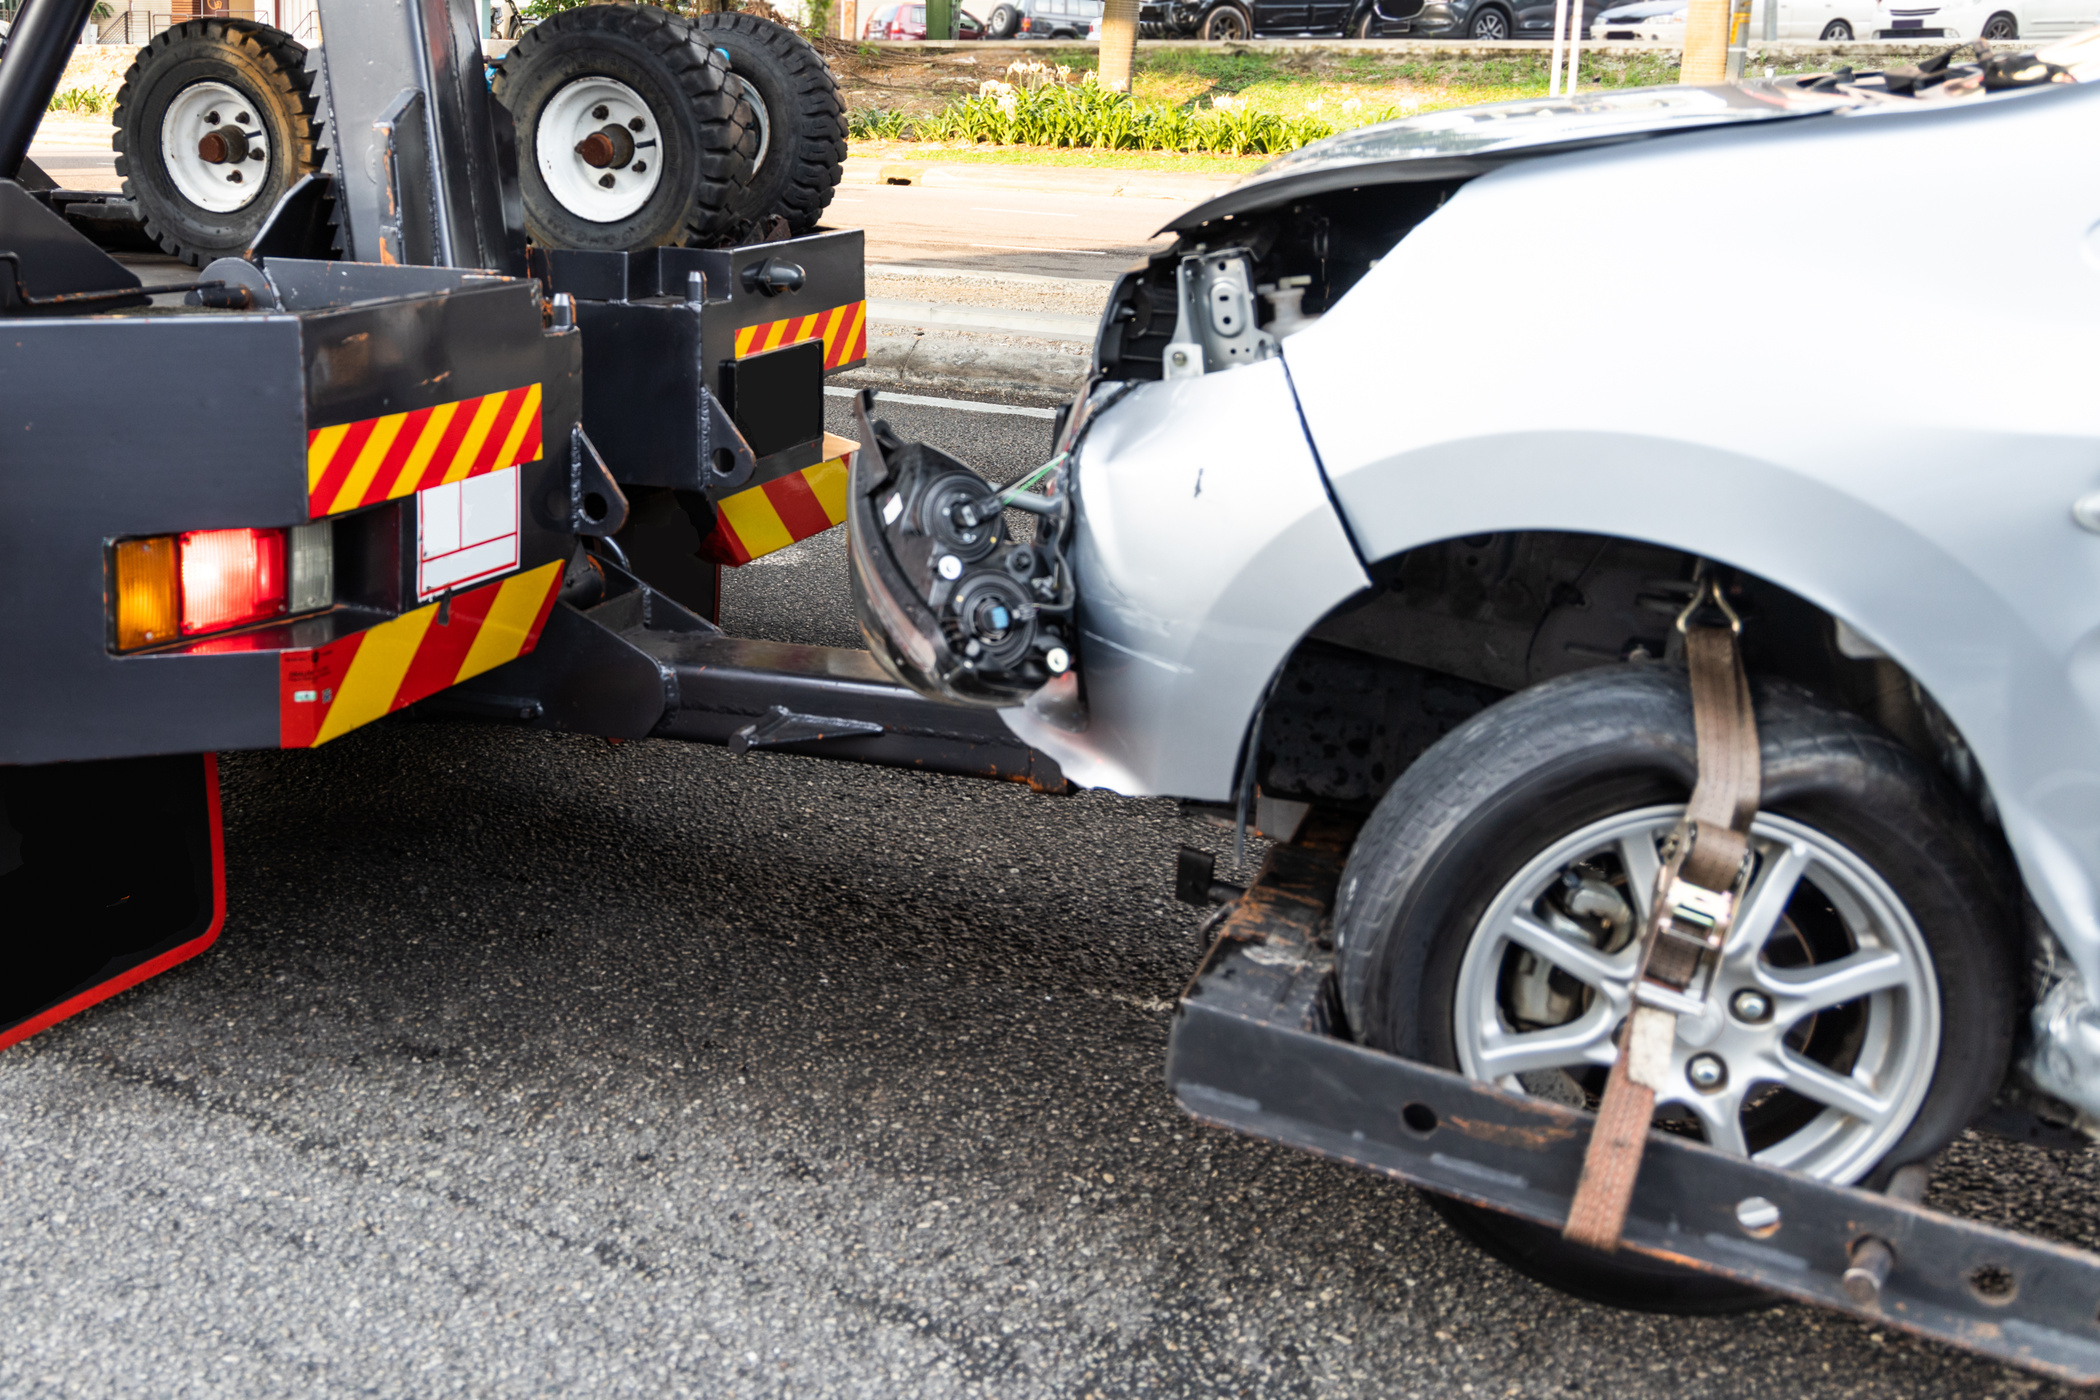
left=408, top=394, right=482, bottom=494
left=513, top=396, right=543, bottom=466
left=698, top=514, right=753, bottom=565
left=394, top=580, right=501, bottom=710
left=310, top=417, right=378, bottom=517
left=466, top=388, right=530, bottom=480
left=368, top=405, right=436, bottom=504
left=762, top=469, right=833, bottom=544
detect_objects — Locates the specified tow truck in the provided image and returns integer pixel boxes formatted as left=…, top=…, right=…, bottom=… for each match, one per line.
left=10, top=0, right=2100, bottom=1383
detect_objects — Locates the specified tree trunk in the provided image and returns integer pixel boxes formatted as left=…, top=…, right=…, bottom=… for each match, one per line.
left=1098, top=0, right=1140, bottom=93
left=1680, top=0, right=1730, bottom=83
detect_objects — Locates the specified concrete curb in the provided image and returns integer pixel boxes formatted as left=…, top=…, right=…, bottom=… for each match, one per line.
left=831, top=326, right=1089, bottom=404
left=840, top=157, right=1241, bottom=201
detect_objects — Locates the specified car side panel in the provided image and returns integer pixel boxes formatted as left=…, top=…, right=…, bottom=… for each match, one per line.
left=999, top=361, right=1371, bottom=800
left=1287, top=83, right=2100, bottom=988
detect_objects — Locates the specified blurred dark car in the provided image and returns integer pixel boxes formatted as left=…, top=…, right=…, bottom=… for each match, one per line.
left=862, top=3, right=989, bottom=36
left=1138, top=0, right=1603, bottom=36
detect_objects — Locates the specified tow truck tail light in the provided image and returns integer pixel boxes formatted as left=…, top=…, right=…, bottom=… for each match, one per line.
left=112, top=523, right=331, bottom=650
left=113, top=536, right=180, bottom=649
left=179, top=528, right=286, bottom=635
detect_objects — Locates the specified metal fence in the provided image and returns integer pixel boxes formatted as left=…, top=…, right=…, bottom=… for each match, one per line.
left=87, top=1, right=320, bottom=44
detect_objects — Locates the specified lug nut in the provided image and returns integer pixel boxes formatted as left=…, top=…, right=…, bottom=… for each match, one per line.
left=1687, top=1054, right=1728, bottom=1092
left=1731, top=989, right=1773, bottom=1024
left=629, top=116, right=645, bottom=131
left=597, top=173, right=616, bottom=189
left=593, top=104, right=609, bottom=120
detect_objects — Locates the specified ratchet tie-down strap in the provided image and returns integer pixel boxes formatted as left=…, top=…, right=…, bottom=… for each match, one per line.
left=1564, top=576, right=1761, bottom=1252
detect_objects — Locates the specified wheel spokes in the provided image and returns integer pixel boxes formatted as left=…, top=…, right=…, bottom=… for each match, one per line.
left=1614, top=829, right=1663, bottom=930
left=1760, top=947, right=1908, bottom=1021
left=1683, top=1090, right=1751, bottom=1157
left=1476, top=998, right=1621, bottom=1078
left=1775, top=1048, right=1894, bottom=1126
left=1720, top=838, right=1810, bottom=967
left=1503, top=912, right=1639, bottom=992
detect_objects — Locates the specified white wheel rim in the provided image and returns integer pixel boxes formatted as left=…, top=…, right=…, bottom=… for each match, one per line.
left=727, top=72, right=770, bottom=176
left=535, top=75, right=665, bottom=224
left=1451, top=805, right=1941, bottom=1185
left=160, top=80, right=270, bottom=214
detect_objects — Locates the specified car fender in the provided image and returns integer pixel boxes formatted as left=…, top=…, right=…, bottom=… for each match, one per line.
left=999, top=360, right=1372, bottom=801
left=1286, top=80, right=2100, bottom=986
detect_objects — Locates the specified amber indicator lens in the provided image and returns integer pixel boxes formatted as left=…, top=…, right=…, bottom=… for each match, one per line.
left=178, top=527, right=288, bottom=635
left=113, top=536, right=180, bottom=649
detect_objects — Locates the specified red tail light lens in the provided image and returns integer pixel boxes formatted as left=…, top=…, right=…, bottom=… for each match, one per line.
left=178, top=528, right=287, bottom=635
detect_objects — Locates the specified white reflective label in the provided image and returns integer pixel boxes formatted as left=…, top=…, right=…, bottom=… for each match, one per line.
left=418, top=466, right=520, bottom=600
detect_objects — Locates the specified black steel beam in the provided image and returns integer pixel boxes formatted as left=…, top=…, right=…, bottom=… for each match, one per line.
left=0, top=0, right=101, bottom=179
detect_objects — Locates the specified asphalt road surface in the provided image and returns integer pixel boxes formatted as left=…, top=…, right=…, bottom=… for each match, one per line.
left=4, top=388, right=2097, bottom=1398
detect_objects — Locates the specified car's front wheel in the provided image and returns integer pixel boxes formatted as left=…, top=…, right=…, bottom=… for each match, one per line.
left=1199, top=3, right=1252, bottom=38
left=1820, top=17, right=1853, bottom=37
left=1466, top=5, right=1511, bottom=38
left=1333, top=665, right=2017, bottom=1311
left=1980, top=10, right=2018, bottom=37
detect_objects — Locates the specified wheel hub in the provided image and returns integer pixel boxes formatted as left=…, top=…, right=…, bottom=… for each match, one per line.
left=160, top=81, right=270, bottom=213
left=536, top=76, right=663, bottom=223
left=1452, top=805, right=1941, bottom=1184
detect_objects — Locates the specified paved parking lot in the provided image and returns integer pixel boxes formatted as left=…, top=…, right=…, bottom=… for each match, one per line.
left=2, top=393, right=2093, bottom=1398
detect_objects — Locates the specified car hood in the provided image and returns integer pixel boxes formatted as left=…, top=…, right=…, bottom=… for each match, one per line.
left=1165, top=82, right=1852, bottom=229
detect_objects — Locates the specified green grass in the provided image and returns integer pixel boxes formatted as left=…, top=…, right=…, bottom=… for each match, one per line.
left=47, top=86, right=110, bottom=115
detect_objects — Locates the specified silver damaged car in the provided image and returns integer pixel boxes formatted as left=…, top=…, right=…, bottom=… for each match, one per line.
left=849, top=42, right=2100, bottom=1311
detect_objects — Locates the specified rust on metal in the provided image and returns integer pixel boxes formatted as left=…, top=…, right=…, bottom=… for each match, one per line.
left=1444, top=1115, right=1579, bottom=1150
left=575, top=132, right=616, bottom=168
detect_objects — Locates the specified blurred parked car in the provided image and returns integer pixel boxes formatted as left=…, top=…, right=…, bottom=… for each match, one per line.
left=862, top=3, right=988, bottom=36
left=1141, top=0, right=1493, bottom=36
left=985, top=0, right=1104, bottom=37
left=1593, top=0, right=2096, bottom=39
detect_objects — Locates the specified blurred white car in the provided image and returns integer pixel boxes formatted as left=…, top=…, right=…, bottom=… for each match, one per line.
left=1594, top=0, right=2095, bottom=38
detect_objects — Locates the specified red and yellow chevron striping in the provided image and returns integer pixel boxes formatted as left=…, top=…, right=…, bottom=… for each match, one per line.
left=306, top=383, right=544, bottom=520
left=733, top=301, right=867, bottom=371
left=277, top=559, right=564, bottom=748
left=699, top=451, right=852, bottom=566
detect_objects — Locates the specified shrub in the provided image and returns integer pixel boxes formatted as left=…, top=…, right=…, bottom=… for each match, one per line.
left=47, top=87, right=110, bottom=116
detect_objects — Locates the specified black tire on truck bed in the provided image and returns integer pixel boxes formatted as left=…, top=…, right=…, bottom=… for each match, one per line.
left=113, top=20, right=320, bottom=267
left=686, top=12, right=845, bottom=237
left=493, top=3, right=756, bottom=252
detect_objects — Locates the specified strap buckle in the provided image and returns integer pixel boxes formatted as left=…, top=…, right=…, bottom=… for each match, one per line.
left=1676, top=574, right=1742, bottom=636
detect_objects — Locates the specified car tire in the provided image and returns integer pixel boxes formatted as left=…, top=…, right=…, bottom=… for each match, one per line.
left=990, top=3, right=1020, bottom=33
left=1333, top=665, right=2018, bottom=1313
left=493, top=3, right=755, bottom=253
left=1981, top=10, right=2017, bottom=37
left=1199, top=3, right=1252, bottom=38
left=112, top=19, right=319, bottom=267
left=1466, top=5, right=1511, bottom=37
left=1354, top=7, right=1383, bottom=35
left=1820, top=17, right=1853, bottom=37
left=687, top=12, right=846, bottom=238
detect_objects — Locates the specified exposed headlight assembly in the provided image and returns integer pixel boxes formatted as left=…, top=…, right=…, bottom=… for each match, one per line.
left=846, top=391, right=1078, bottom=709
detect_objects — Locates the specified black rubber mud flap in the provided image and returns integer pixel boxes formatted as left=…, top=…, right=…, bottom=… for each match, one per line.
left=0, top=753, right=225, bottom=1051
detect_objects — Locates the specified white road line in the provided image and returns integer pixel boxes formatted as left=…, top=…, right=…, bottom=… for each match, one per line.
left=867, top=262, right=1117, bottom=287
left=825, top=385, right=1058, bottom=418
left=973, top=206, right=1080, bottom=217
left=967, top=243, right=1109, bottom=254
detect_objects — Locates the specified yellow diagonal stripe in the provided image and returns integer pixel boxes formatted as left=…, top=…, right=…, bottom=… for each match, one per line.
left=442, top=392, right=507, bottom=486
left=312, top=604, right=439, bottom=746
left=804, top=457, right=850, bottom=526
left=327, top=412, right=409, bottom=516
left=307, top=423, right=350, bottom=495
left=719, top=484, right=794, bottom=560
left=835, top=302, right=866, bottom=363
left=384, top=398, right=460, bottom=501
left=457, top=560, right=564, bottom=683
left=493, top=383, right=541, bottom=471
left=735, top=325, right=757, bottom=356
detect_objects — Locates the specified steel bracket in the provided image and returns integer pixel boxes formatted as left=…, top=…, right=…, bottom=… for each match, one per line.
left=728, top=704, right=884, bottom=753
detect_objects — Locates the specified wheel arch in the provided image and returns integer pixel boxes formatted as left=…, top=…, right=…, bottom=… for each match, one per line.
left=1250, top=450, right=2100, bottom=990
